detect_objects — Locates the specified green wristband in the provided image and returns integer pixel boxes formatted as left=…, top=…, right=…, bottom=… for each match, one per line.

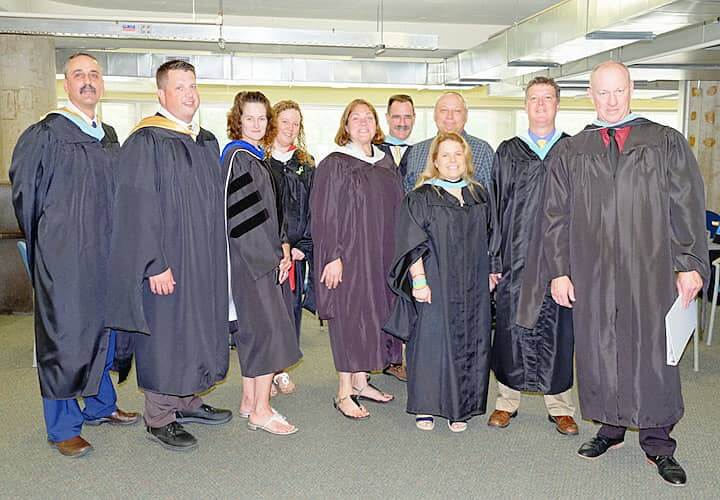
left=412, top=277, right=428, bottom=289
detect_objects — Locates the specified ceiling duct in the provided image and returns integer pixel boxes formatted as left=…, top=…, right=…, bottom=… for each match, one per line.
left=502, top=17, right=720, bottom=90
left=54, top=49, right=447, bottom=88
left=447, top=0, right=720, bottom=83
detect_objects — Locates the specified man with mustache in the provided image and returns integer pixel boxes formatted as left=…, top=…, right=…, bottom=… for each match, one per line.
left=403, top=92, right=494, bottom=192
left=377, top=94, right=417, bottom=382
left=9, top=52, right=139, bottom=458
left=378, top=94, right=416, bottom=178
left=108, top=60, right=231, bottom=451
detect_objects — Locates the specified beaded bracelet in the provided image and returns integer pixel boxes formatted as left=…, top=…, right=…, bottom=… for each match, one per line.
left=412, top=277, right=428, bottom=289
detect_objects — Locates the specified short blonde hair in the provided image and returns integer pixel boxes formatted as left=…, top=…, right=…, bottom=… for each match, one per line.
left=334, top=99, right=385, bottom=146
left=416, top=131, right=483, bottom=199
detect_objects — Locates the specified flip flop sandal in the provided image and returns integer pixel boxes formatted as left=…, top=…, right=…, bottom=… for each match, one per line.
left=448, top=421, right=468, bottom=433
left=415, top=415, right=435, bottom=431
left=352, top=382, right=395, bottom=404
left=248, top=412, right=298, bottom=435
left=333, top=395, right=369, bottom=420
left=239, top=407, right=281, bottom=420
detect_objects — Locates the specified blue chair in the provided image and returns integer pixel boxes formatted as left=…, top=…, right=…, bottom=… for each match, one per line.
left=16, top=240, right=30, bottom=279
left=706, top=210, right=720, bottom=239
left=16, top=240, right=36, bottom=367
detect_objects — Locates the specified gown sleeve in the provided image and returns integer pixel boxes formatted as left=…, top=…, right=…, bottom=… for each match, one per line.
left=515, top=144, right=571, bottom=330
left=666, top=129, right=710, bottom=286
left=226, top=150, right=282, bottom=281
left=310, top=154, right=350, bottom=319
left=8, top=123, right=56, bottom=278
left=383, top=191, right=431, bottom=341
left=488, top=147, right=506, bottom=274
left=541, top=147, right=572, bottom=281
left=107, top=129, right=169, bottom=334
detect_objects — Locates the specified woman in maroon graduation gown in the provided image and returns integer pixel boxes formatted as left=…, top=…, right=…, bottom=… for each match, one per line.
left=310, top=99, right=404, bottom=419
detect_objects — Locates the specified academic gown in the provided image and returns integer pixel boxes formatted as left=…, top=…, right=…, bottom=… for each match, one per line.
left=517, top=118, right=709, bottom=428
left=223, top=143, right=301, bottom=378
left=490, top=135, right=574, bottom=395
left=9, top=113, right=118, bottom=399
left=269, top=150, right=316, bottom=314
left=310, top=149, right=403, bottom=372
left=384, top=184, right=500, bottom=421
left=107, top=117, right=229, bottom=396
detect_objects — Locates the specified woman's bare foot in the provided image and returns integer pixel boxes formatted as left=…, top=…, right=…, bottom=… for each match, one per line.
left=334, top=394, right=370, bottom=418
left=249, top=409, right=296, bottom=434
left=352, top=382, right=394, bottom=403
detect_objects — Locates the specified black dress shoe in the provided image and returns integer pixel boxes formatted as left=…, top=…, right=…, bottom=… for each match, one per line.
left=646, top=455, right=687, bottom=486
left=175, top=404, right=233, bottom=425
left=577, top=435, right=624, bottom=459
left=146, top=422, right=197, bottom=451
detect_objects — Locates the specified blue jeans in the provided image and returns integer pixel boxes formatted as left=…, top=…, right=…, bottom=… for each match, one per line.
left=43, top=330, right=118, bottom=442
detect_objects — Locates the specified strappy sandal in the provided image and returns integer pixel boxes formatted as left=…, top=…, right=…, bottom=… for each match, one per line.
left=239, top=407, right=280, bottom=420
left=448, top=421, right=468, bottom=433
left=333, top=395, right=369, bottom=420
left=352, top=382, right=394, bottom=404
left=247, top=412, right=298, bottom=435
left=273, top=372, right=296, bottom=395
left=415, top=415, right=435, bottom=431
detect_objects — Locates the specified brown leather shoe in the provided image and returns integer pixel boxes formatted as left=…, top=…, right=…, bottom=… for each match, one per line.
left=49, top=436, right=93, bottom=457
left=487, top=409, right=517, bottom=428
left=383, top=364, right=407, bottom=382
left=548, top=415, right=579, bottom=435
left=85, top=408, right=140, bottom=426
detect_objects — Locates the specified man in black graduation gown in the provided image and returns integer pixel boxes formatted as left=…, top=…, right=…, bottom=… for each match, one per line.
left=376, top=94, right=416, bottom=382
left=488, top=77, right=577, bottom=436
left=519, top=61, right=708, bottom=486
left=9, top=53, right=139, bottom=458
left=108, top=60, right=231, bottom=451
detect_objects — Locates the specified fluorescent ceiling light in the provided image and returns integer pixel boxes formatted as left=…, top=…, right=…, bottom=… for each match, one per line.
left=507, top=60, right=559, bottom=68
left=585, top=31, right=656, bottom=41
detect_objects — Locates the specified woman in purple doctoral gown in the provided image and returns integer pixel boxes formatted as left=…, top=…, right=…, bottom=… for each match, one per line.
left=310, top=99, right=404, bottom=419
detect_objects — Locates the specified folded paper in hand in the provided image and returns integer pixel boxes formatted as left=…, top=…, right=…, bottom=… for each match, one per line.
left=665, top=296, right=697, bottom=366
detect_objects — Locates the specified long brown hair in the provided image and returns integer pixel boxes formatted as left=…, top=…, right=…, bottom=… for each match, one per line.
left=416, top=131, right=483, bottom=200
left=334, top=99, right=385, bottom=146
left=271, top=100, right=314, bottom=167
left=227, top=91, right=275, bottom=153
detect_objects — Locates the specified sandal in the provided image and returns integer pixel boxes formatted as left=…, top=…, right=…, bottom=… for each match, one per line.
left=248, top=412, right=298, bottom=435
left=448, top=421, right=468, bottom=433
left=333, top=395, right=369, bottom=420
left=273, top=372, right=296, bottom=395
left=352, top=382, right=394, bottom=404
left=239, top=407, right=280, bottom=420
left=415, top=415, right=435, bottom=431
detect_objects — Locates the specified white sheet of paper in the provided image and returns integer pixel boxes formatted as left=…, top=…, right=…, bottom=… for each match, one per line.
left=665, top=296, right=697, bottom=366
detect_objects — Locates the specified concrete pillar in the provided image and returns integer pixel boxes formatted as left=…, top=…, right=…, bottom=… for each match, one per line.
left=0, top=35, right=56, bottom=182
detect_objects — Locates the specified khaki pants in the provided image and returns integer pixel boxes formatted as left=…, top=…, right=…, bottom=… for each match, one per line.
left=494, top=381, right=575, bottom=417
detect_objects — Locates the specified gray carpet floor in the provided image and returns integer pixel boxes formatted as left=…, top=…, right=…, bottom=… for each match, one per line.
left=1, top=312, right=719, bottom=499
